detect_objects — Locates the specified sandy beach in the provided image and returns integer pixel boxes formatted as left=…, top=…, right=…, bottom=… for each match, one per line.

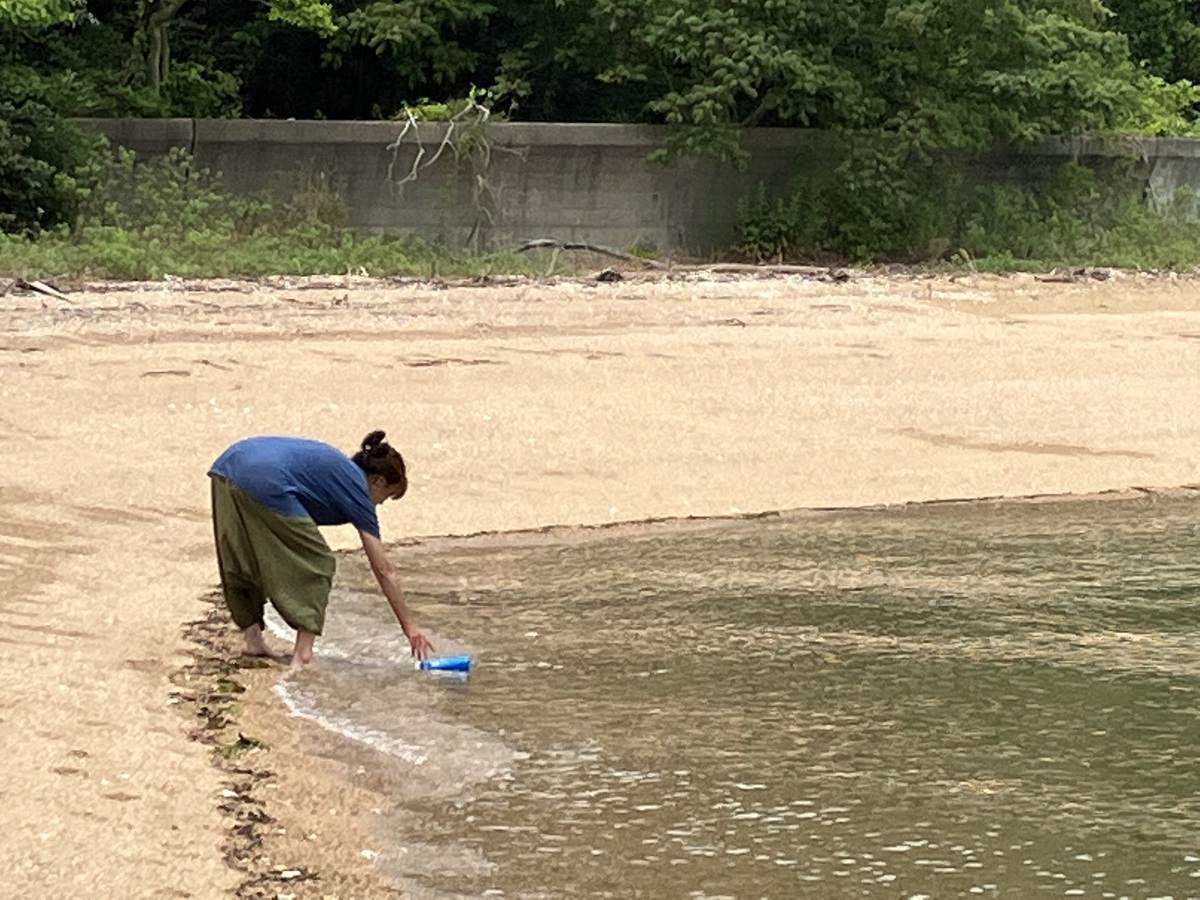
left=2, top=267, right=1199, bottom=898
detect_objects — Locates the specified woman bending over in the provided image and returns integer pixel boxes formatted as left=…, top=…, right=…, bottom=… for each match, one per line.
left=209, top=430, right=435, bottom=665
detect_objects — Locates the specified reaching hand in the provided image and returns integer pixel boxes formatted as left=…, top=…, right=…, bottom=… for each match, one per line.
left=406, top=627, right=435, bottom=661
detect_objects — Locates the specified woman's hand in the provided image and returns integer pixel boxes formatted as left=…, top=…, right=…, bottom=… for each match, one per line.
left=405, top=625, right=435, bottom=660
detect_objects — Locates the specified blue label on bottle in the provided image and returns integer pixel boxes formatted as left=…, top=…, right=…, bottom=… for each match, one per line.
left=419, top=655, right=472, bottom=672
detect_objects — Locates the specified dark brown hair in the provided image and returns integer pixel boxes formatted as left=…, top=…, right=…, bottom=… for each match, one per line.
left=352, top=430, right=407, bottom=495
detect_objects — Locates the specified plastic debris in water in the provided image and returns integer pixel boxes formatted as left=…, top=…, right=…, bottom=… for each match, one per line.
left=417, top=654, right=472, bottom=672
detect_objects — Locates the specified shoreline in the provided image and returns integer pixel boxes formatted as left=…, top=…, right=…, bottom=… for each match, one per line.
left=173, top=593, right=402, bottom=899
left=396, top=481, right=1200, bottom=553
left=180, top=483, right=1200, bottom=897
left=5, top=270, right=1200, bottom=897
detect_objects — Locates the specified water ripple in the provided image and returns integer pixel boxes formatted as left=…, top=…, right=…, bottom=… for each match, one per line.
left=323, top=496, right=1200, bottom=897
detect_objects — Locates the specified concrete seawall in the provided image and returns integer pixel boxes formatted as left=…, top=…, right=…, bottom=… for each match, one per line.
left=81, top=119, right=1200, bottom=256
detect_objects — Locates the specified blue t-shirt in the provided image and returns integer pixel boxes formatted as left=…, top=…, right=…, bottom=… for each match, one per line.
left=209, top=436, right=380, bottom=538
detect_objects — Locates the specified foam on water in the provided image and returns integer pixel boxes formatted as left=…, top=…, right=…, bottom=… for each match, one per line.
left=274, top=679, right=435, bottom=767
left=265, top=601, right=518, bottom=796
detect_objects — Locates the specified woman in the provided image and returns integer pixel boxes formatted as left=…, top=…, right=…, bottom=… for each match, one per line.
left=209, top=430, right=435, bottom=665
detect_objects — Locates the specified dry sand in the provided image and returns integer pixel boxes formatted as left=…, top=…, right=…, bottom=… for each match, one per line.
left=2, top=268, right=1199, bottom=898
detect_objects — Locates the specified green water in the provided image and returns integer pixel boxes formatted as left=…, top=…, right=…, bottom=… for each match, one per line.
left=323, top=496, right=1200, bottom=898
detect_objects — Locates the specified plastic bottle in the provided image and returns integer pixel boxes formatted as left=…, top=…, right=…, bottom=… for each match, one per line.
left=417, top=654, right=472, bottom=672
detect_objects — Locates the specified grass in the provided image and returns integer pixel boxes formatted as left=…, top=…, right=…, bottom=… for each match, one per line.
left=0, top=225, right=541, bottom=281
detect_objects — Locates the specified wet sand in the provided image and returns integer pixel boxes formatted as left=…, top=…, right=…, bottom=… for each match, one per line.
left=2, top=268, right=1199, bottom=898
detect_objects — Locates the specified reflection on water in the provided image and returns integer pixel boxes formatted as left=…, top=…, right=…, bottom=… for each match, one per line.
left=280, top=495, right=1200, bottom=898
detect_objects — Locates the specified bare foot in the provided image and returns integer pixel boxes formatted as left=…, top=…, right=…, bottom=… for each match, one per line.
left=240, top=624, right=288, bottom=661
left=291, top=629, right=316, bottom=666
left=241, top=647, right=291, bottom=662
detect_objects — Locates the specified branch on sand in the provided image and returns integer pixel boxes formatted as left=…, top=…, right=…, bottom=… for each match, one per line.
left=15, top=278, right=72, bottom=302
left=515, top=239, right=850, bottom=279
left=516, top=239, right=669, bottom=270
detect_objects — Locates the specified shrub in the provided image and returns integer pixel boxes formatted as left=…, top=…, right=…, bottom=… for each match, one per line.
left=0, top=97, right=105, bottom=235
left=734, top=158, right=1200, bottom=270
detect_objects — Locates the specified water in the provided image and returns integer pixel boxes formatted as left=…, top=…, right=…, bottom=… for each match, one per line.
left=272, top=495, right=1200, bottom=898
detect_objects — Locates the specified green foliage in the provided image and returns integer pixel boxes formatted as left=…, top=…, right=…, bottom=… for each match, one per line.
left=868, top=1, right=1143, bottom=147
left=0, top=0, right=80, bottom=27
left=1, top=65, right=150, bottom=118
left=1103, top=0, right=1200, bottom=86
left=736, top=144, right=973, bottom=263
left=160, top=62, right=242, bottom=118
left=593, top=0, right=1186, bottom=253
left=475, top=0, right=655, bottom=122
left=0, top=145, right=538, bottom=278
left=78, top=146, right=262, bottom=235
left=0, top=97, right=104, bottom=234
left=949, top=159, right=1200, bottom=269
left=325, top=0, right=493, bottom=95
left=395, top=88, right=496, bottom=123
left=734, top=181, right=834, bottom=261
left=0, top=225, right=538, bottom=279
left=219, top=732, right=264, bottom=760
left=2, top=3, right=171, bottom=117
left=734, top=158, right=1200, bottom=270
left=268, top=0, right=337, bottom=35
left=592, top=0, right=1165, bottom=162
left=627, top=240, right=659, bottom=260
left=1111, top=73, right=1200, bottom=136
left=597, top=0, right=863, bottom=162
left=7, top=0, right=1198, bottom=150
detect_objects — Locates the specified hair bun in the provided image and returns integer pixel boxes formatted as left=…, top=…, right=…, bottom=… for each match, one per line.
left=361, top=430, right=387, bottom=454
left=352, top=430, right=406, bottom=491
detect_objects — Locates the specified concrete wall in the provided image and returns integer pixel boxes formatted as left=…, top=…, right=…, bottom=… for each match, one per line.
left=82, top=119, right=843, bottom=256
left=82, top=119, right=1200, bottom=255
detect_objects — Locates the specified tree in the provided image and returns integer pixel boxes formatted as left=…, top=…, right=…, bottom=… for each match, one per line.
left=130, top=0, right=334, bottom=98
left=582, top=0, right=1178, bottom=256
left=591, top=0, right=1147, bottom=159
left=1103, top=0, right=1200, bottom=84
left=0, top=95, right=104, bottom=234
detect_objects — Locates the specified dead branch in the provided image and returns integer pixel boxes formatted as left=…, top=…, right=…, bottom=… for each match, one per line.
left=689, top=263, right=848, bottom=278
left=516, top=239, right=668, bottom=269
left=16, top=278, right=72, bottom=302
left=514, top=241, right=855, bottom=279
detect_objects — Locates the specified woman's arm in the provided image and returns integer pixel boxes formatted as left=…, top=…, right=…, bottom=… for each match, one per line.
left=359, top=529, right=435, bottom=660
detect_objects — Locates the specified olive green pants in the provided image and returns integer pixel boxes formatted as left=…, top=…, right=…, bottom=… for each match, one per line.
left=210, top=475, right=335, bottom=635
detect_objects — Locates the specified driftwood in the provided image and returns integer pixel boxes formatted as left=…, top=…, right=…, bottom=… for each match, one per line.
left=516, top=239, right=669, bottom=269
left=693, top=263, right=847, bottom=278
left=15, top=278, right=72, bottom=302
left=515, top=239, right=852, bottom=279
left=1035, top=267, right=1115, bottom=284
